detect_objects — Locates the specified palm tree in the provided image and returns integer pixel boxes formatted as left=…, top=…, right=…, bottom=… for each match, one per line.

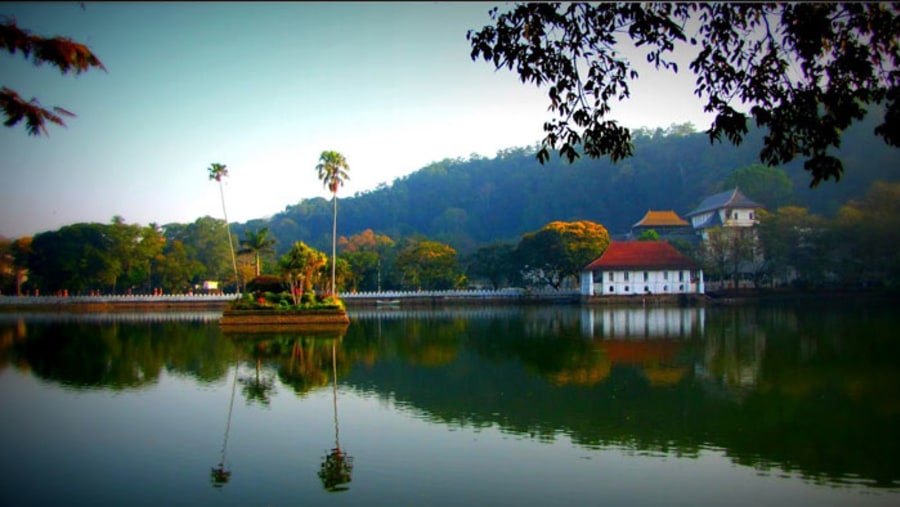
left=240, top=227, right=277, bottom=278
left=207, top=163, right=240, bottom=293
left=315, top=150, right=350, bottom=297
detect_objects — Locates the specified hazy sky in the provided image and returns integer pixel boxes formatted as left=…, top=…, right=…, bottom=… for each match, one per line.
left=1, top=2, right=713, bottom=238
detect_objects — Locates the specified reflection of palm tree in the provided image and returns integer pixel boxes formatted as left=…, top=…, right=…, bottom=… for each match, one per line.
left=211, top=361, right=239, bottom=488
left=239, top=357, right=276, bottom=406
left=318, top=340, right=353, bottom=491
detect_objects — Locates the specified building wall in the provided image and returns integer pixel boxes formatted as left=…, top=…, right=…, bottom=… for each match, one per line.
left=691, top=208, right=759, bottom=229
left=581, top=269, right=704, bottom=296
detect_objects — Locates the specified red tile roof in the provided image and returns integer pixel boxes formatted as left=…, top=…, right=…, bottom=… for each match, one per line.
left=632, top=210, right=689, bottom=228
left=584, top=241, right=698, bottom=271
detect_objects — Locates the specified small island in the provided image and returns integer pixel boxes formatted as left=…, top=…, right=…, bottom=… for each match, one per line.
left=220, top=290, right=349, bottom=333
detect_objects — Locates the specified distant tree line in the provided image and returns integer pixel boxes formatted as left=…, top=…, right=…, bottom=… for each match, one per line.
left=0, top=216, right=612, bottom=295
left=3, top=179, right=898, bottom=295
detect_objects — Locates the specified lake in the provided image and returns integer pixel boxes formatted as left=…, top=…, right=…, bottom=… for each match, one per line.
left=0, top=297, right=898, bottom=506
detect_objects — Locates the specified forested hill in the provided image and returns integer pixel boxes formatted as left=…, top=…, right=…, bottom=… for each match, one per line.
left=234, top=115, right=899, bottom=256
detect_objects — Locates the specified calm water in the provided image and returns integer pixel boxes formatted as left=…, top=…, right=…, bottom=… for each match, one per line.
left=0, top=298, right=898, bottom=507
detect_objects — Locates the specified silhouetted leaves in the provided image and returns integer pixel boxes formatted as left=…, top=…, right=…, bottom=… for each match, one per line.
left=468, top=3, right=900, bottom=187
left=1, top=17, right=105, bottom=136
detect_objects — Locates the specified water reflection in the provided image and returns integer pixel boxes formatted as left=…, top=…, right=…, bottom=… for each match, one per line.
left=211, top=360, right=238, bottom=488
left=0, top=301, right=897, bottom=492
left=318, top=340, right=354, bottom=492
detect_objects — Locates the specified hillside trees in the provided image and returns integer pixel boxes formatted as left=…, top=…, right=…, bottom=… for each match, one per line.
left=723, top=164, right=795, bottom=211
left=1, top=16, right=106, bottom=136
left=468, top=3, right=900, bottom=186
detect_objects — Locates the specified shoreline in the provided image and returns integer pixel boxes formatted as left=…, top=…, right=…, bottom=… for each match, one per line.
left=0, top=287, right=896, bottom=312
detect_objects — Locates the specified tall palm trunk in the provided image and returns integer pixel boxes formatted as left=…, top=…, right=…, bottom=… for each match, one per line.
left=331, top=192, right=337, bottom=297
left=218, top=180, right=240, bottom=293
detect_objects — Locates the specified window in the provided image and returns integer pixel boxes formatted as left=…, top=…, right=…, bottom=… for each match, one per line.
left=679, top=271, right=684, bottom=282
left=664, top=271, right=669, bottom=280
left=643, top=271, right=648, bottom=282
left=749, top=212, right=754, bottom=220
left=624, top=272, right=630, bottom=281
left=609, top=286, right=614, bottom=293
left=608, top=272, right=614, bottom=282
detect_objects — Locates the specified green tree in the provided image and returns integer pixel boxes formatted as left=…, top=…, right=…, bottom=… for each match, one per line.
left=153, top=239, right=203, bottom=293
left=27, top=223, right=114, bottom=293
left=104, top=216, right=164, bottom=293
left=208, top=163, right=240, bottom=292
left=465, top=242, right=519, bottom=289
left=723, top=164, right=795, bottom=211
left=515, top=220, right=610, bottom=290
left=830, top=181, right=900, bottom=286
left=240, top=227, right=277, bottom=278
left=316, top=150, right=351, bottom=297
left=637, top=229, right=660, bottom=241
left=395, top=238, right=463, bottom=290
left=166, top=216, right=234, bottom=285
left=701, top=226, right=760, bottom=287
left=338, top=229, right=395, bottom=292
left=1, top=15, right=106, bottom=136
left=757, top=207, right=828, bottom=286
left=468, top=3, right=900, bottom=186
left=279, top=241, right=327, bottom=305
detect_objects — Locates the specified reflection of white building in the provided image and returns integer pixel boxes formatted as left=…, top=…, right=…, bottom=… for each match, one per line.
left=580, top=306, right=705, bottom=339
left=580, top=241, right=704, bottom=296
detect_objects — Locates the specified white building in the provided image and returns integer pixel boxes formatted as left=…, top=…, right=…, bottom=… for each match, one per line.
left=686, top=187, right=763, bottom=240
left=580, top=241, right=704, bottom=297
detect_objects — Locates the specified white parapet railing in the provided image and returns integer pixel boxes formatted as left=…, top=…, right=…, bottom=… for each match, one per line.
left=0, top=288, right=582, bottom=306
left=0, top=293, right=241, bottom=305
left=338, top=288, right=580, bottom=300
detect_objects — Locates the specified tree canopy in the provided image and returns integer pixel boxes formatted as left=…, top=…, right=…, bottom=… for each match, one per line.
left=468, top=2, right=900, bottom=187
left=516, top=220, right=610, bottom=289
left=1, top=16, right=106, bottom=136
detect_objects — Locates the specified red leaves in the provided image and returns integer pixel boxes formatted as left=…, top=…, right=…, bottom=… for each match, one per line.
left=1, top=17, right=105, bottom=136
left=0, top=87, right=75, bottom=136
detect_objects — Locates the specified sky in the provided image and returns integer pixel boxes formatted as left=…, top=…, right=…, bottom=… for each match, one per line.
left=0, top=2, right=714, bottom=238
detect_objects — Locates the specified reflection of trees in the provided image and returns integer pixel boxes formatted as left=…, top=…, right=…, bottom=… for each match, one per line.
left=394, top=318, right=463, bottom=367
left=227, top=332, right=351, bottom=397
left=238, top=341, right=276, bottom=406
left=343, top=303, right=900, bottom=488
left=318, top=341, right=353, bottom=492
left=698, top=307, right=767, bottom=390
left=5, top=319, right=237, bottom=389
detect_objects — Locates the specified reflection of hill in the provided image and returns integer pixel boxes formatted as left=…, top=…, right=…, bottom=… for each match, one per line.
left=340, top=303, right=900, bottom=489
